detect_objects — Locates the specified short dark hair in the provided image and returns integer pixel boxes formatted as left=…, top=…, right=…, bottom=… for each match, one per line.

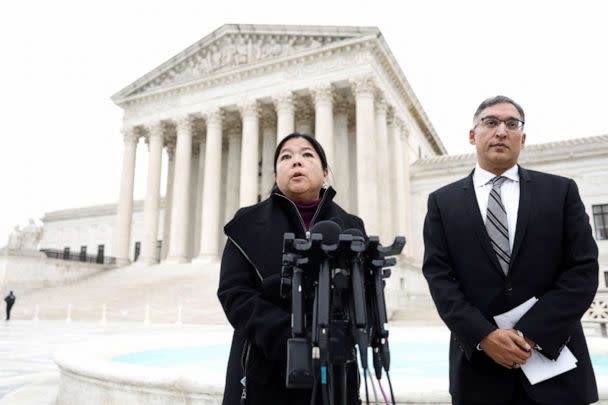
left=473, top=95, right=525, bottom=124
left=273, top=132, right=328, bottom=174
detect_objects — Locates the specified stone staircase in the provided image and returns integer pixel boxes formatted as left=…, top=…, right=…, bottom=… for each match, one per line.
left=5, top=260, right=442, bottom=325
left=5, top=261, right=227, bottom=324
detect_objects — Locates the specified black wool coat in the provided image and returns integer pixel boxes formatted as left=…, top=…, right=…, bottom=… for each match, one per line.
left=422, top=167, right=599, bottom=404
left=218, top=187, right=365, bottom=405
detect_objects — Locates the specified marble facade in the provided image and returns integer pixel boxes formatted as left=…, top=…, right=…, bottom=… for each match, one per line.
left=38, top=25, right=608, bottom=300
left=108, top=24, right=445, bottom=266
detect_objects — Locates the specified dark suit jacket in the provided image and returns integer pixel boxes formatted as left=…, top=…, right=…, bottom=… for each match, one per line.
left=422, top=166, right=599, bottom=404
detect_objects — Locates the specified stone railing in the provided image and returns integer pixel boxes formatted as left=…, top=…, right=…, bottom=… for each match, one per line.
left=583, top=290, right=608, bottom=336
left=40, top=249, right=116, bottom=266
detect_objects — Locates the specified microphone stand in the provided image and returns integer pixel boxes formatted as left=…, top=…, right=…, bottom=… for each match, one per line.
left=281, top=229, right=405, bottom=405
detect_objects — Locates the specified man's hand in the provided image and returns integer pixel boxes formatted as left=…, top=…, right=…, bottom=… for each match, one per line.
left=479, top=329, right=532, bottom=369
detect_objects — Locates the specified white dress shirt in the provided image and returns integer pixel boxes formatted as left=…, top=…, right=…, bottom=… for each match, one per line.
left=473, top=163, right=520, bottom=251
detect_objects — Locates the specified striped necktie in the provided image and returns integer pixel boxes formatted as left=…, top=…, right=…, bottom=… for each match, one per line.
left=486, top=176, right=510, bottom=274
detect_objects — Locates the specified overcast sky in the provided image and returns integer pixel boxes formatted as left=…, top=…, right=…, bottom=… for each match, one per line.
left=1, top=0, right=607, bottom=244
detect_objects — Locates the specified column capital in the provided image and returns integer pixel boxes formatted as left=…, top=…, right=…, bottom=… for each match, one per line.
left=174, top=116, right=194, bottom=134
left=374, top=95, right=387, bottom=115
left=165, top=138, right=176, bottom=159
left=310, top=84, right=334, bottom=106
left=295, top=99, right=314, bottom=122
left=143, top=122, right=164, bottom=145
left=204, top=109, right=224, bottom=128
left=239, top=100, right=261, bottom=119
left=386, top=105, right=396, bottom=124
left=350, top=75, right=376, bottom=97
left=273, top=92, right=294, bottom=112
left=395, top=116, right=410, bottom=139
left=121, top=127, right=140, bottom=144
left=333, top=93, right=350, bottom=115
left=260, top=108, right=277, bottom=127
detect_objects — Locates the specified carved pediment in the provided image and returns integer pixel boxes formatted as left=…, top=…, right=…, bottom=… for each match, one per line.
left=114, top=25, right=375, bottom=101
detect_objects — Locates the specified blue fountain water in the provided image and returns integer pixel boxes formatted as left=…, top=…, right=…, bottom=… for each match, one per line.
left=112, top=342, right=608, bottom=379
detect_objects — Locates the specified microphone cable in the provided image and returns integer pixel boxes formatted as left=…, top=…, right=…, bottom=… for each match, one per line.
left=386, top=370, right=395, bottom=405
left=355, top=344, right=370, bottom=405
left=369, top=368, right=379, bottom=405
left=377, top=376, right=389, bottom=405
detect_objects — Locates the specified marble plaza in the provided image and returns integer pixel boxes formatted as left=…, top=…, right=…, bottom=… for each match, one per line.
left=1, top=23, right=607, bottom=405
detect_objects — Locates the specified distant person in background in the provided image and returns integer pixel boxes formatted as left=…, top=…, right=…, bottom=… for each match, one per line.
left=4, top=291, right=15, bottom=321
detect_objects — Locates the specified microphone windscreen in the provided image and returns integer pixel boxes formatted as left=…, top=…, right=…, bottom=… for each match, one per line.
left=342, top=228, right=366, bottom=241
left=310, top=220, right=342, bottom=244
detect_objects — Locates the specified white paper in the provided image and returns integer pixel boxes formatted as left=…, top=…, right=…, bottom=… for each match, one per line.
left=493, top=297, right=577, bottom=385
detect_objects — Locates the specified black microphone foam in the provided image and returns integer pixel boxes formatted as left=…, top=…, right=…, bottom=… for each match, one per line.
left=341, top=228, right=365, bottom=242
left=310, top=220, right=342, bottom=245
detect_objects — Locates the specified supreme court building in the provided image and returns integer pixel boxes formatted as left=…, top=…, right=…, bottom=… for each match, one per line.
left=40, top=24, right=608, bottom=302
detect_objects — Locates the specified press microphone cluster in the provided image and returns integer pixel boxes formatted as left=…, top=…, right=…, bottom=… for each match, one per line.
left=280, top=220, right=405, bottom=405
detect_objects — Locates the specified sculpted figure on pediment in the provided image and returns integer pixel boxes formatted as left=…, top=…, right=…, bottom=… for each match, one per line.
left=132, top=33, right=349, bottom=96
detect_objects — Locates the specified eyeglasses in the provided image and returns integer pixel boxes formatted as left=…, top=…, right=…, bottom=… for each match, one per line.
left=476, top=116, right=525, bottom=132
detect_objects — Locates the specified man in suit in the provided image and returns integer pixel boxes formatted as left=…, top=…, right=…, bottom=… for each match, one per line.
left=422, top=95, right=599, bottom=405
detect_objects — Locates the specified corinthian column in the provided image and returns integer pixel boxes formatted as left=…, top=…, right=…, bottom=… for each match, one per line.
left=197, top=109, right=223, bottom=260
left=333, top=96, right=350, bottom=210
left=351, top=76, right=379, bottom=235
left=388, top=115, right=404, bottom=241
left=239, top=100, right=260, bottom=207
left=188, top=143, right=201, bottom=259
left=113, top=127, right=139, bottom=265
left=139, top=123, right=164, bottom=264
left=192, top=136, right=206, bottom=259
left=375, top=96, right=391, bottom=243
left=260, top=110, right=277, bottom=197
left=161, top=140, right=175, bottom=260
left=273, top=92, right=294, bottom=143
left=166, top=116, right=194, bottom=263
left=225, top=130, right=241, bottom=225
left=311, top=84, right=334, bottom=166
left=399, top=121, right=413, bottom=257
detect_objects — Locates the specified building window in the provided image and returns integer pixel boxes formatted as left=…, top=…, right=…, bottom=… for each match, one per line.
left=97, top=245, right=105, bottom=264
left=63, top=247, right=70, bottom=260
left=593, top=204, right=608, bottom=240
left=80, top=246, right=87, bottom=262
left=134, top=241, right=141, bottom=262
left=156, top=240, right=162, bottom=263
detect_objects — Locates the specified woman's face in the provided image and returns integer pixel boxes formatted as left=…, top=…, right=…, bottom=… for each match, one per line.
left=275, top=137, right=327, bottom=202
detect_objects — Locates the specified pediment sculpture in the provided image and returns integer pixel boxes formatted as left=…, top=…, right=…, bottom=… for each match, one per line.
left=130, top=33, right=351, bottom=96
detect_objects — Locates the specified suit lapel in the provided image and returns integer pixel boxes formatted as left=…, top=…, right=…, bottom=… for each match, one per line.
left=510, top=166, right=532, bottom=271
left=462, top=172, right=505, bottom=278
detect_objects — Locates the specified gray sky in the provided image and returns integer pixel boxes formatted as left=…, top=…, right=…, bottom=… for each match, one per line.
left=1, top=0, right=607, bottom=244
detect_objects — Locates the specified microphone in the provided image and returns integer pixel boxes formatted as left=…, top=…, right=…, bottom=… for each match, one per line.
left=341, top=228, right=369, bottom=369
left=341, top=228, right=365, bottom=241
left=309, top=220, right=341, bottom=389
left=310, top=220, right=342, bottom=245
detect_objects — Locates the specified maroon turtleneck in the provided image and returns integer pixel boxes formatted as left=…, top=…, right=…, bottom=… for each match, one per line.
left=293, top=199, right=321, bottom=230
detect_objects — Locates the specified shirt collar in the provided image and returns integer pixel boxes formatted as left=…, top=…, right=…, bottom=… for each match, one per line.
left=473, top=163, right=520, bottom=188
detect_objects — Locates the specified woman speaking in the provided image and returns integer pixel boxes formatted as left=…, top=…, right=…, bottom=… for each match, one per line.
left=218, top=132, right=365, bottom=404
